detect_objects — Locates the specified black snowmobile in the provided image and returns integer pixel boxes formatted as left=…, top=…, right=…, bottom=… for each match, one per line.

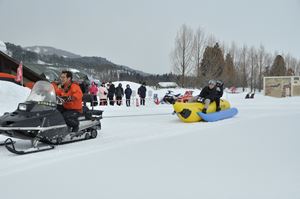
left=161, top=90, right=181, bottom=104
left=0, top=81, right=103, bottom=155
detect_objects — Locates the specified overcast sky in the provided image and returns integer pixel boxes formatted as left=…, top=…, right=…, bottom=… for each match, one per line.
left=0, top=0, right=299, bottom=74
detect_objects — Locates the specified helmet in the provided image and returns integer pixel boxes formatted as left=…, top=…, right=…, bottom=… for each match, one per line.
left=216, top=80, right=223, bottom=87
left=208, top=79, right=216, bottom=86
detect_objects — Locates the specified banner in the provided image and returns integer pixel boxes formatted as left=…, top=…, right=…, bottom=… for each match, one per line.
left=15, top=61, right=23, bottom=83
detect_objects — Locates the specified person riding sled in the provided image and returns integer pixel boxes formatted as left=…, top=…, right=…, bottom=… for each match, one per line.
left=198, top=79, right=223, bottom=114
left=53, top=70, right=83, bottom=132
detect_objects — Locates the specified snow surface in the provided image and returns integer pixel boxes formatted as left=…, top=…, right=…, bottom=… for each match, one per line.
left=0, top=80, right=300, bottom=199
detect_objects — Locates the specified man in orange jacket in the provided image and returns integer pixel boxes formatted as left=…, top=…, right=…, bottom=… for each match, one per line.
left=54, top=70, right=83, bottom=132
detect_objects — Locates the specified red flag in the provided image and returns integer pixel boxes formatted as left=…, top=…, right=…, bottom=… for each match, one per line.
left=15, top=61, right=23, bottom=82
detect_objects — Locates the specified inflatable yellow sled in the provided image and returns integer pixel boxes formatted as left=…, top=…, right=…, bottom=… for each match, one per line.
left=173, top=99, right=231, bottom=123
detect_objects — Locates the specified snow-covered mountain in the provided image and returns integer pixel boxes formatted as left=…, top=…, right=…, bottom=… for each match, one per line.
left=0, top=40, right=7, bottom=53
left=25, top=46, right=81, bottom=58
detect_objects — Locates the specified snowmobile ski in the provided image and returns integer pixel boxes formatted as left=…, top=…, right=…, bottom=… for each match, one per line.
left=0, top=139, right=15, bottom=146
left=4, top=138, right=54, bottom=155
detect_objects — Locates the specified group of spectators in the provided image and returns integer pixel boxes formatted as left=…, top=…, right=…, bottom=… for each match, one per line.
left=86, top=81, right=147, bottom=107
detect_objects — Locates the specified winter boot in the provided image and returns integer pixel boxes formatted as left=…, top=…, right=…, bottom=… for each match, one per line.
left=216, top=107, right=221, bottom=112
left=202, top=108, right=207, bottom=114
left=72, top=126, right=79, bottom=132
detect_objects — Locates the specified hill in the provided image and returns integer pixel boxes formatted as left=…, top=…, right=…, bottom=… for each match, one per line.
left=25, top=46, right=81, bottom=58
left=4, top=42, right=180, bottom=86
left=5, top=42, right=154, bottom=82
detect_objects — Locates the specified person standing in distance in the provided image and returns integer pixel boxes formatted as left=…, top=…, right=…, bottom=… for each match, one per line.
left=138, top=82, right=147, bottom=106
left=125, top=84, right=132, bottom=107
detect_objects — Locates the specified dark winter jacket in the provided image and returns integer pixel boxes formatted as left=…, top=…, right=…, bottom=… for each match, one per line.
left=115, top=86, right=124, bottom=97
left=138, top=85, right=147, bottom=98
left=125, top=87, right=132, bottom=99
left=199, top=86, right=218, bottom=101
left=108, top=84, right=115, bottom=97
left=216, top=84, right=224, bottom=98
left=79, top=80, right=90, bottom=94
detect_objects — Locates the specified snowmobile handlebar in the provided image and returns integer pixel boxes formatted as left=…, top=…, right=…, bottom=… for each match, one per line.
left=56, top=96, right=73, bottom=104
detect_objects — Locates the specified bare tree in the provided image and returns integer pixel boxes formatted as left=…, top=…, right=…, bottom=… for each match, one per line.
left=296, top=60, right=300, bottom=76
left=228, top=42, right=238, bottom=86
left=284, top=53, right=292, bottom=72
left=257, top=45, right=266, bottom=92
left=206, top=34, right=217, bottom=47
left=192, top=27, right=206, bottom=86
left=248, top=47, right=258, bottom=92
left=171, top=24, right=194, bottom=87
left=284, top=53, right=298, bottom=75
left=237, top=45, right=248, bottom=91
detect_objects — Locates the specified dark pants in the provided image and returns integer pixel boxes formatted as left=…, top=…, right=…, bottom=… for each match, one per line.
left=99, top=99, right=107, bottom=106
left=58, top=107, right=80, bottom=130
left=108, top=95, right=114, bottom=106
left=126, top=98, right=130, bottom=106
left=140, top=98, right=145, bottom=106
left=91, top=95, right=98, bottom=106
left=116, top=96, right=122, bottom=106
left=215, top=98, right=220, bottom=108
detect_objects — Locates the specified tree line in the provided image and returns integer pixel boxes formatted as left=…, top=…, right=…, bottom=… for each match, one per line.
left=170, top=24, right=300, bottom=91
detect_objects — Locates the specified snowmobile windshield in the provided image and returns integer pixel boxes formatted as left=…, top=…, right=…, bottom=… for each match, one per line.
left=26, top=81, right=57, bottom=106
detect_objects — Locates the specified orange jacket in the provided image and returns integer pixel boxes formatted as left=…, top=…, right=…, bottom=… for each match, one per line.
left=53, top=82, right=83, bottom=112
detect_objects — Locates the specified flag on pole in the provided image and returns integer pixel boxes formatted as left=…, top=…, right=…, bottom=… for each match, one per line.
left=15, top=61, right=23, bottom=83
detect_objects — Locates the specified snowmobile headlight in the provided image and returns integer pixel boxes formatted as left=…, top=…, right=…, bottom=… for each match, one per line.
left=18, top=103, right=27, bottom=111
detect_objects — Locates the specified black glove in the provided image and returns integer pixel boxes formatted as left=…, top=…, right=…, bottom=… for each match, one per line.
left=60, top=96, right=73, bottom=103
left=196, top=97, right=204, bottom=103
left=216, top=80, right=224, bottom=87
left=65, top=96, right=74, bottom=102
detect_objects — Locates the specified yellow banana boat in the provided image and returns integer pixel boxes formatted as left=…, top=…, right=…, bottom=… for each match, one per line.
left=173, top=99, right=231, bottom=123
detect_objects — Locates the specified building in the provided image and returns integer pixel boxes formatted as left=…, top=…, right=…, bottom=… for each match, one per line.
left=157, top=82, right=179, bottom=89
left=0, top=50, right=45, bottom=85
left=264, top=76, right=300, bottom=97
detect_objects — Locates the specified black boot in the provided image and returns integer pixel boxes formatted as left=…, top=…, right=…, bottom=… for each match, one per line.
left=72, top=126, right=79, bottom=132
left=216, top=107, right=221, bottom=112
left=202, top=108, right=207, bottom=114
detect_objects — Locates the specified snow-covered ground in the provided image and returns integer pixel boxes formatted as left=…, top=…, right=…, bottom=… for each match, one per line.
left=0, top=80, right=300, bottom=199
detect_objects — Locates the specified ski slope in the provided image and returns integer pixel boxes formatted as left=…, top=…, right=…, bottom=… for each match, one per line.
left=0, top=80, right=299, bottom=199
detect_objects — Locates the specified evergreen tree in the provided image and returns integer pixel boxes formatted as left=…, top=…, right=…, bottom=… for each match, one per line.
left=200, top=43, right=225, bottom=83
left=270, top=55, right=286, bottom=76
left=222, top=53, right=236, bottom=87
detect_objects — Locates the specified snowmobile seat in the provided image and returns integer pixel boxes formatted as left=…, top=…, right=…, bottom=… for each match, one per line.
left=82, top=106, right=102, bottom=120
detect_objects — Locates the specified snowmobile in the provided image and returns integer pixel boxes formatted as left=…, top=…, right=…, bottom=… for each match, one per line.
left=161, top=90, right=181, bottom=104
left=0, top=81, right=103, bottom=155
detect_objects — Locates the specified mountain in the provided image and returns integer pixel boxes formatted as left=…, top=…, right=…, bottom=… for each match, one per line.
left=25, top=46, right=81, bottom=59
left=5, top=42, right=179, bottom=86
left=0, top=40, right=7, bottom=53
